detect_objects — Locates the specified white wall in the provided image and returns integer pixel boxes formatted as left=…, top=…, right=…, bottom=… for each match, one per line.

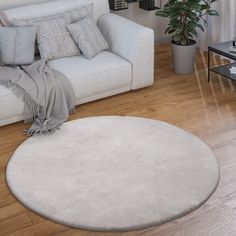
left=115, top=2, right=170, bottom=43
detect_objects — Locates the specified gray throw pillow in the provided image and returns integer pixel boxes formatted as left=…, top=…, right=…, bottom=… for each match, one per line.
left=10, top=4, right=93, bottom=60
left=67, top=17, right=109, bottom=59
left=0, top=26, right=37, bottom=65
left=36, top=18, right=80, bottom=60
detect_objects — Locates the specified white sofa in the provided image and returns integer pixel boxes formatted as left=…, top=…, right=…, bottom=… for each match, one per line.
left=0, top=0, right=154, bottom=127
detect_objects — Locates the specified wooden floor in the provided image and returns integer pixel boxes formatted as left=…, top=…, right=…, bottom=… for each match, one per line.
left=0, top=44, right=236, bottom=236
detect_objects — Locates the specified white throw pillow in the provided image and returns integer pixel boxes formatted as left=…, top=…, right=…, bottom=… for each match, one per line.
left=67, top=16, right=109, bottom=59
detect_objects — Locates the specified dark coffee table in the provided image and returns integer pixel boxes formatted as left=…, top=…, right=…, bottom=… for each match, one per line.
left=208, top=41, right=236, bottom=82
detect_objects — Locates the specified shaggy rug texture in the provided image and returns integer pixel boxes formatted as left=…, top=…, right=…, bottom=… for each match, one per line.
left=6, top=116, right=220, bottom=231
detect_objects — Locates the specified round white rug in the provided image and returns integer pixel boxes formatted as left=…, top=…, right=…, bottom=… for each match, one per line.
left=6, top=116, right=220, bottom=231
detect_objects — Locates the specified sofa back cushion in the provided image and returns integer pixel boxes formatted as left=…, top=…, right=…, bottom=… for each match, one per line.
left=10, top=4, right=93, bottom=59
left=2, top=0, right=110, bottom=22
left=0, top=26, right=37, bottom=65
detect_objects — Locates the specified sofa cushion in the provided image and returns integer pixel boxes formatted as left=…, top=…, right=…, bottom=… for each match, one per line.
left=10, top=4, right=93, bottom=26
left=67, top=16, right=109, bottom=59
left=11, top=5, right=93, bottom=60
left=49, top=51, right=132, bottom=100
left=0, top=26, right=37, bottom=65
left=36, top=18, right=80, bottom=60
left=0, top=85, right=25, bottom=124
left=0, top=51, right=132, bottom=125
left=3, top=0, right=110, bottom=22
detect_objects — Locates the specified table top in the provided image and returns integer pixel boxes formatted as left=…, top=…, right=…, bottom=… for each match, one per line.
left=209, top=41, right=236, bottom=61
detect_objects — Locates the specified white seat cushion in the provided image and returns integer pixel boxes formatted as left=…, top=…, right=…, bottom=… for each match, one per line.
left=0, top=85, right=24, bottom=123
left=49, top=51, right=132, bottom=101
left=0, top=51, right=132, bottom=126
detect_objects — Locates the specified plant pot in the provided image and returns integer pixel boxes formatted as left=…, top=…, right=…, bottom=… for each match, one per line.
left=172, top=41, right=197, bottom=75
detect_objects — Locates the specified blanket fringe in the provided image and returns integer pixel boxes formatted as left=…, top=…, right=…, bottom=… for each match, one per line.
left=69, top=107, right=76, bottom=114
left=24, top=126, right=61, bottom=136
left=0, top=77, right=75, bottom=137
left=0, top=80, right=45, bottom=119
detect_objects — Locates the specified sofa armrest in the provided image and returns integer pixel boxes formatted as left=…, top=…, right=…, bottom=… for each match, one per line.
left=98, top=13, right=154, bottom=90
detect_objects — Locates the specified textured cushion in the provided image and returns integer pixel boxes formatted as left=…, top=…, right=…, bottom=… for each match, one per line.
left=36, top=18, right=80, bottom=60
left=0, top=26, right=37, bottom=65
left=67, top=16, right=109, bottom=59
left=11, top=5, right=93, bottom=60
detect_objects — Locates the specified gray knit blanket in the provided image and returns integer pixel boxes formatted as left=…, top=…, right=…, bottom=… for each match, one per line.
left=0, top=60, right=76, bottom=136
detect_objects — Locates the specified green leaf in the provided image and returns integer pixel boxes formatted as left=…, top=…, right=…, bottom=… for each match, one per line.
left=197, top=24, right=205, bottom=32
left=208, top=10, right=219, bottom=16
left=155, top=0, right=219, bottom=45
left=155, top=11, right=169, bottom=17
left=190, top=2, right=201, bottom=12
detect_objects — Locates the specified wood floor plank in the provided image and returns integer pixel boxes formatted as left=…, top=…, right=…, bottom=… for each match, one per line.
left=5, top=221, right=68, bottom=236
left=145, top=200, right=236, bottom=236
left=0, top=213, right=33, bottom=236
left=0, top=43, right=236, bottom=235
left=0, top=202, right=26, bottom=221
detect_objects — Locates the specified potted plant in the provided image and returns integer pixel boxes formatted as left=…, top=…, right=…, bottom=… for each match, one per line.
left=156, top=0, right=219, bottom=75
